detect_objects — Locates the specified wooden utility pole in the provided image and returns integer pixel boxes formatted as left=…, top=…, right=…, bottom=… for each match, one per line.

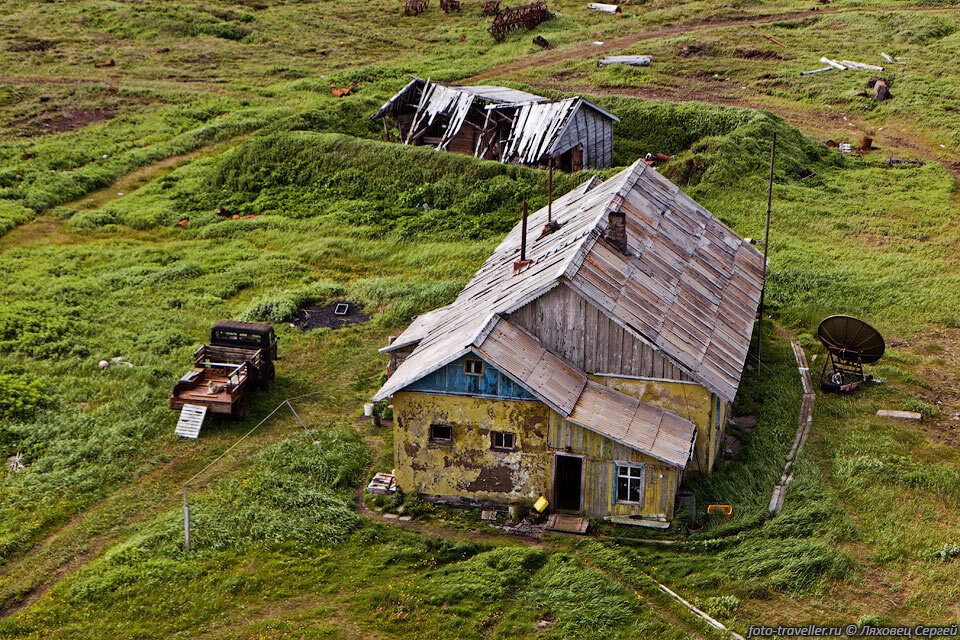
left=756, top=133, right=776, bottom=365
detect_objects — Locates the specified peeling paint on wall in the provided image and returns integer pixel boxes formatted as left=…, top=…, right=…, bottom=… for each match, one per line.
left=393, top=391, right=550, bottom=505
left=393, top=388, right=684, bottom=521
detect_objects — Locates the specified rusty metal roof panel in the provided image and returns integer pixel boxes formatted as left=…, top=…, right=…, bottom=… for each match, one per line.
left=571, top=380, right=695, bottom=467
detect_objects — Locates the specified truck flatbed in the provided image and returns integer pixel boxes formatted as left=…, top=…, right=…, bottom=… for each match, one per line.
left=170, top=322, right=277, bottom=424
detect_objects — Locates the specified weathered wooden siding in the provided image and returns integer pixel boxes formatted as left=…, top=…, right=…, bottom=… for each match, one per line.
left=404, top=354, right=536, bottom=400
left=508, top=283, right=694, bottom=381
left=552, top=107, right=614, bottom=169
left=393, top=391, right=550, bottom=504
left=548, top=413, right=679, bottom=518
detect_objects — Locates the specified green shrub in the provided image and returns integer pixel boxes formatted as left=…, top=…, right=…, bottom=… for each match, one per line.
left=901, top=397, right=940, bottom=418
left=0, top=374, right=45, bottom=420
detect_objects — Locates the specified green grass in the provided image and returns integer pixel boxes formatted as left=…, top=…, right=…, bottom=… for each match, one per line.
left=2, top=0, right=960, bottom=635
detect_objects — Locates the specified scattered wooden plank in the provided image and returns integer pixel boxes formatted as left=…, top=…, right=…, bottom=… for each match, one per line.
left=751, top=24, right=786, bottom=48
left=877, top=409, right=922, bottom=421
left=587, top=2, right=620, bottom=12
left=597, top=55, right=651, bottom=67
left=768, top=342, right=815, bottom=516
left=820, top=56, right=846, bottom=70
left=545, top=513, right=589, bottom=534
left=841, top=59, right=883, bottom=71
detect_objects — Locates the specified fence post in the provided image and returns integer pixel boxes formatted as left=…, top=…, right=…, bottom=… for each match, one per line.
left=183, top=487, right=191, bottom=553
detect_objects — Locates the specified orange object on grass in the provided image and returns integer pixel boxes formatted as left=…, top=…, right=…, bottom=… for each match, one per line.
left=707, top=504, right=732, bottom=517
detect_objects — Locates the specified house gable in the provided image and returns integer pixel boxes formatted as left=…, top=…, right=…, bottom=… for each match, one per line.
left=507, top=282, right=695, bottom=382
left=403, top=353, right=536, bottom=401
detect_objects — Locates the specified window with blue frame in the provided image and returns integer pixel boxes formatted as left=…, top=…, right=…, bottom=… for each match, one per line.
left=615, top=464, right=644, bottom=504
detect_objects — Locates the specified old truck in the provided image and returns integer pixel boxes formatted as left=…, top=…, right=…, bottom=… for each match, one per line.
left=170, top=321, right=278, bottom=437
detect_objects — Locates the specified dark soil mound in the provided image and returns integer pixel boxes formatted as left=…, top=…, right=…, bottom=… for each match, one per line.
left=12, top=107, right=116, bottom=136
left=291, top=301, right=370, bottom=331
left=732, top=48, right=782, bottom=60
left=678, top=43, right=706, bottom=57
left=7, top=39, right=55, bottom=52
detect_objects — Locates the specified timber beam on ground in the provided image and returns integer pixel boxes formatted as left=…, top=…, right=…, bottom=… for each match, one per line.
left=768, top=341, right=815, bottom=517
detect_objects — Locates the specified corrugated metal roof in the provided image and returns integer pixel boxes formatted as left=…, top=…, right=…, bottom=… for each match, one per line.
left=457, top=84, right=546, bottom=103
left=373, top=159, right=764, bottom=406
left=371, top=77, right=545, bottom=121
left=477, top=317, right=695, bottom=467
left=372, top=77, right=618, bottom=165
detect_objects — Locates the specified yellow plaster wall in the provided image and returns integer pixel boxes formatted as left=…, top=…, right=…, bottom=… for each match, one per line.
left=392, top=391, right=551, bottom=504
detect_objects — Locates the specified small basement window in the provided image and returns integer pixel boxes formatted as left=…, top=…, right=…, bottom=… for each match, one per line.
left=616, top=464, right=644, bottom=504
left=491, top=431, right=516, bottom=451
left=429, top=423, right=453, bottom=444
left=464, top=358, right=484, bottom=376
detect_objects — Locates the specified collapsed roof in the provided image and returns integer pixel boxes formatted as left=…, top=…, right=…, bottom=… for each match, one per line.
left=371, top=77, right=619, bottom=168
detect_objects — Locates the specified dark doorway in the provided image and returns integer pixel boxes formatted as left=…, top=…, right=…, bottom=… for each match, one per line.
left=554, top=455, right=583, bottom=512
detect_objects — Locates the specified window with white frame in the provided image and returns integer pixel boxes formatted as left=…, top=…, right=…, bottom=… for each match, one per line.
left=615, top=464, right=644, bottom=504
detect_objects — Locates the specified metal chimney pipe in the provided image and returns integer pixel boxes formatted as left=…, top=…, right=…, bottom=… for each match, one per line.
left=520, top=201, right=528, bottom=262
left=548, top=165, right=553, bottom=223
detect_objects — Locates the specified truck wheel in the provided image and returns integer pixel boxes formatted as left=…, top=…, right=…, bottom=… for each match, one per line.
left=233, top=400, right=247, bottom=418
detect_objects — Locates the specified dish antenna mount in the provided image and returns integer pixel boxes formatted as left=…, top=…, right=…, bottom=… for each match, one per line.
left=817, top=315, right=885, bottom=393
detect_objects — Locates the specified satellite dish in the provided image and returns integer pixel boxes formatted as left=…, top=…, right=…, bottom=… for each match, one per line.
left=817, top=315, right=885, bottom=363
left=817, top=315, right=885, bottom=393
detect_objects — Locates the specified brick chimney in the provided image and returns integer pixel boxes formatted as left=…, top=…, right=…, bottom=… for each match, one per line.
left=605, top=211, right=628, bottom=254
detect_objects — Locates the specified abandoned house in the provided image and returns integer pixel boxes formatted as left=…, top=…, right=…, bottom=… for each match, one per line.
left=370, top=76, right=620, bottom=171
left=372, top=158, right=765, bottom=526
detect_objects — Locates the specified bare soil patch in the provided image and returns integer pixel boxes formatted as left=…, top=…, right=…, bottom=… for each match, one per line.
left=6, top=39, right=55, bottom=53
left=732, top=47, right=783, bottom=60
left=11, top=106, right=115, bottom=136
left=291, top=301, right=370, bottom=331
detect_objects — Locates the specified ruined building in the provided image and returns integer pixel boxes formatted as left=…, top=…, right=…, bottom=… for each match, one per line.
left=372, top=158, right=765, bottom=526
left=371, top=77, right=619, bottom=171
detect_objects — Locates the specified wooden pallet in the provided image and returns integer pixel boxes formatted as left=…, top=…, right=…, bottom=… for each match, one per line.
left=175, top=404, right=207, bottom=439
left=544, top=513, right=589, bottom=534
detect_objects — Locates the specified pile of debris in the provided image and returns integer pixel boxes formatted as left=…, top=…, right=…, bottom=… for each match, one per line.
left=488, top=1, right=552, bottom=41
left=290, top=301, right=370, bottom=332
left=490, top=518, right=546, bottom=538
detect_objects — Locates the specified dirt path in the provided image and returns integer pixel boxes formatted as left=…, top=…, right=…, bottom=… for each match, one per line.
left=468, top=6, right=960, bottom=182
left=354, top=485, right=547, bottom=548
left=469, top=4, right=958, bottom=84
left=468, top=8, right=832, bottom=83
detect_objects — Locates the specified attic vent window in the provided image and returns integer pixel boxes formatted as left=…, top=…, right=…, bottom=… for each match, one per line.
left=464, top=358, right=484, bottom=376
left=334, top=303, right=349, bottom=316
left=429, top=423, right=453, bottom=444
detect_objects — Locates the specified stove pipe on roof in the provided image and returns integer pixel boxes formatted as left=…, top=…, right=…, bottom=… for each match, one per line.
left=606, top=211, right=628, bottom=254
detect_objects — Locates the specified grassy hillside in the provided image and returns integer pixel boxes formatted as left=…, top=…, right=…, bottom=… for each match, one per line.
left=2, top=0, right=959, bottom=637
